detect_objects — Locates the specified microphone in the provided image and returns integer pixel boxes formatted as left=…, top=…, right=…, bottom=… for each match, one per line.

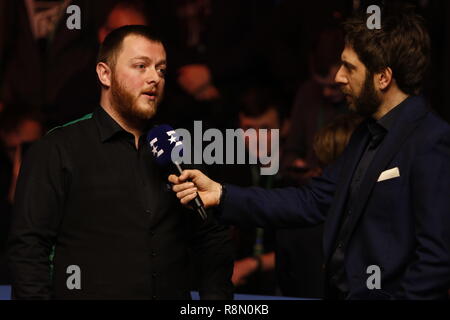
left=146, top=124, right=207, bottom=220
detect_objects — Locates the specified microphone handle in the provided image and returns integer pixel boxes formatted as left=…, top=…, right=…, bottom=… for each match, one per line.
left=174, top=162, right=207, bottom=220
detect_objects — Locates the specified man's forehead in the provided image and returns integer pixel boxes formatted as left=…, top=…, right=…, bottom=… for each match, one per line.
left=341, top=46, right=360, bottom=64
left=119, top=35, right=166, bottom=60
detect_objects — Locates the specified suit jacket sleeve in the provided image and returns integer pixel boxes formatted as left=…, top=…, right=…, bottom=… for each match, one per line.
left=218, top=153, right=343, bottom=229
left=397, top=131, right=450, bottom=299
left=7, top=137, right=65, bottom=299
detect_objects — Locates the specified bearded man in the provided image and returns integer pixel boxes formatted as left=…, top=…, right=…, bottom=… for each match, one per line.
left=7, top=25, right=233, bottom=300
left=170, top=12, right=450, bottom=299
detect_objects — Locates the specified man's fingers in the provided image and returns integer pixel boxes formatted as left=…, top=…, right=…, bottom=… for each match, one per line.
left=179, top=170, right=199, bottom=182
left=180, top=193, right=197, bottom=205
left=168, top=174, right=179, bottom=184
left=169, top=170, right=203, bottom=185
left=176, top=187, right=197, bottom=200
left=172, top=182, right=194, bottom=193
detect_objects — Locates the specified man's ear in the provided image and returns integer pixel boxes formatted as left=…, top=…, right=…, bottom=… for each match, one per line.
left=96, top=62, right=112, bottom=88
left=376, top=67, right=393, bottom=91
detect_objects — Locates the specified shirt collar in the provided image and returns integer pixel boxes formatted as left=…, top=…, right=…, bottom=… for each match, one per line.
left=378, top=96, right=411, bottom=130
left=367, top=96, right=409, bottom=137
left=93, top=106, right=157, bottom=144
left=93, top=106, right=128, bottom=143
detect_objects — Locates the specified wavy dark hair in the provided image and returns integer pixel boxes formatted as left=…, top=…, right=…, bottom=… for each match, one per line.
left=343, top=9, right=430, bottom=95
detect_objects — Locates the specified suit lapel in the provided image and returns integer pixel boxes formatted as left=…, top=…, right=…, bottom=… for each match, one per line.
left=322, top=124, right=370, bottom=259
left=334, top=96, right=429, bottom=251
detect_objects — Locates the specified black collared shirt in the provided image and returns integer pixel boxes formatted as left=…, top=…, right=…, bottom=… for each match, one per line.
left=328, top=102, right=405, bottom=296
left=8, top=106, right=233, bottom=299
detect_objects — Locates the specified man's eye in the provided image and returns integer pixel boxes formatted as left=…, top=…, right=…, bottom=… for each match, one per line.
left=158, top=68, right=166, bottom=76
left=136, top=64, right=146, bottom=69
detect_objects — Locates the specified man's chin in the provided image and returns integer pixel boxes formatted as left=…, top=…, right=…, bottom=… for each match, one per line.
left=135, top=103, right=157, bottom=120
left=347, top=100, right=357, bottom=112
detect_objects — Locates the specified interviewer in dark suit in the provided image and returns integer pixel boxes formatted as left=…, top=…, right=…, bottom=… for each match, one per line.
left=169, top=12, right=450, bottom=299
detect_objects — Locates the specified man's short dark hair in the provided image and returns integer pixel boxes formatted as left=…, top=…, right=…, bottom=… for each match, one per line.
left=97, top=25, right=163, bottom=70
left=343, top=9, right=430, bottom=95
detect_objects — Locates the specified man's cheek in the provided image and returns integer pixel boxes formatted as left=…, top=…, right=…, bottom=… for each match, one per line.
left=158, top=85, right=165, bottom=98
left=122, top=71, right=142, bottom=88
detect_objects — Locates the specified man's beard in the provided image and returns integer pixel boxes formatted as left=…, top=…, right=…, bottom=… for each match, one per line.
left=348, top=72, right=381, bottom=117
left=110, top=74, right=159, bottom=126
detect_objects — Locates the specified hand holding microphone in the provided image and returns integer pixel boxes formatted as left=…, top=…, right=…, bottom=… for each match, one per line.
left=146, top=124, right=218, bottom=220
left=168, top=169, right=222, bottom=209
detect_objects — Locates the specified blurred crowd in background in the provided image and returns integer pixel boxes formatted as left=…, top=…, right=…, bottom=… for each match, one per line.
left=1, top=0, right=450, bottom=298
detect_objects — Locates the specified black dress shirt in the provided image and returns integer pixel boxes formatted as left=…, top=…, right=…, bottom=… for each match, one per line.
left=8, top=106, right=233, bottom=299
left=328, top=103, right=405, bottom=297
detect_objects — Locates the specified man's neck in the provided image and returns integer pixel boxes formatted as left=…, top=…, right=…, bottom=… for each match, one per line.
left=100, top=96, right=143, bottom=149
left=373, top=90, right=409, bottom=120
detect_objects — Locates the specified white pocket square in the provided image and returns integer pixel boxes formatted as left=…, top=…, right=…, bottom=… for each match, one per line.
left=377, top=167, right=400, bottom=182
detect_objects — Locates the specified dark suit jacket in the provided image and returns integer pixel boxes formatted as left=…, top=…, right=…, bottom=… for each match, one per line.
left=219, top=96, right=450, bottom=299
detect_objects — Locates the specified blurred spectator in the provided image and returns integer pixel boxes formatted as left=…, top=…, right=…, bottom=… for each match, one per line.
left=276, top=114, right=362, bottom=299
left=210, top=86, right=283, bottom=295
left=313, top=114, right=363, bottom=168
left=275, top=26, right=348, bottom=299
left=0, top=0, right=7, bottom=107
left=0, top=108, right=44, bottom=204
left=97, top=0, right=149, bottom=44
left=149, top=0, right=268, bottom=130
left=0, top=0, right=113, bottom=128
left=258, top=0, right=353, bottom=117
left=0, top=107, right=44, bottom=284
left=282, top=27, right=348, bottom=184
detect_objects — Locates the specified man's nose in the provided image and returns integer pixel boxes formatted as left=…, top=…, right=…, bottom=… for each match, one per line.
left=334, top=65, right=347, bottom=85
left=146, top=68, right=162, bottom=84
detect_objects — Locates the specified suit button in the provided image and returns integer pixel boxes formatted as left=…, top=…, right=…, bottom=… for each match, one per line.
left=348, top=210, right=352, bottom=216
left=151, top=252, right=157, bottom=257
left=150, top=231, right=155, bottom=236
left=152, top=272, right=157, bottom=278
left=145, top=209, right=151, bottom=214
left=338, top=242, right=343, bottom=248
left=152, top=295, right=157, bottom=300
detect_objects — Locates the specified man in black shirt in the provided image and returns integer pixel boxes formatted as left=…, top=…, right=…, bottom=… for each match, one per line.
left=7, top=25, right=233, bottom=300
